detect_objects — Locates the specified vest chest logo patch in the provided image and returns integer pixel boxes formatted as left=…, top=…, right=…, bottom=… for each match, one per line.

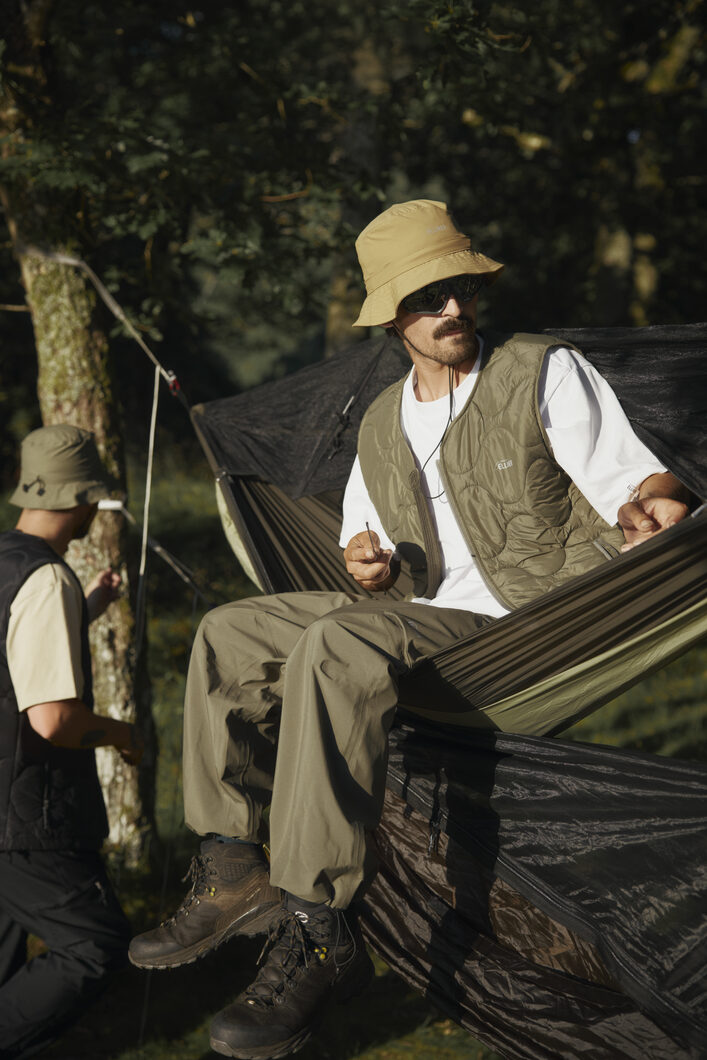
left=496, top=459, right=513, bottom=471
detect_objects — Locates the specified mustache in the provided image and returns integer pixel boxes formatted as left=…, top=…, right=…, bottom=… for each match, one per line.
left=433, top=318, right=474, bottom=339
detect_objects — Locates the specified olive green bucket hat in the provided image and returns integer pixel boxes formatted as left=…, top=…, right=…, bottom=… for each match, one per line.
left=353, top=199, right=504, bottom=327
left=10, top=424, right=111, bottom=510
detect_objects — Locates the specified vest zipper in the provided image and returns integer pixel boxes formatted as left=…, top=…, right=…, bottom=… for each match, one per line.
left=437, top=457, right=515, bottom=611
left=42, top=763, right=50, bottom=830
left=593, top=538, right=620, bottom=560
left=408, top=468, right=443, bottom=599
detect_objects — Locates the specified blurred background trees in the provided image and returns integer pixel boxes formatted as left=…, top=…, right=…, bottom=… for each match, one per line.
left=2, top=0, right=704, bottom=412
left=1, top=0, right=705, bottom=853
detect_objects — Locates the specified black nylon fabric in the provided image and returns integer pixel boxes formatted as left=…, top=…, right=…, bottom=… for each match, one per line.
left=191, top=322, right=707, bottom=500
left=364, top=721, right=707, bottom=1058
left=361, top=722, right=707, bottom=1058
left=191, top=334, right=409, bottom=499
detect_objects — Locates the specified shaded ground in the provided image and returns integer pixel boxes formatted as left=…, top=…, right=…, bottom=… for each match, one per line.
left=36, top=856, right=500, bottom=1060
left=39, top=937, right=496, bottom=1060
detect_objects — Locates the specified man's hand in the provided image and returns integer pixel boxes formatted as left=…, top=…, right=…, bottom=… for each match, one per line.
left=86, top=568, right=122, bottom=621
left=343, top=530, right=395, bottom=591
left=119, top=724, right=145, bottom=766
left=618, top=473, right=690, bottom=552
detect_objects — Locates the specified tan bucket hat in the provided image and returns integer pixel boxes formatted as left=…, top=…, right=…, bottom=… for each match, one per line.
left=353, top=199, right=504, bottom=327
left=10, top=424, right=111, bottom=510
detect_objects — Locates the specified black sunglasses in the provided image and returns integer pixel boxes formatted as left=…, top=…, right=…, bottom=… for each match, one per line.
left=401, top=274, right=486, bottom=315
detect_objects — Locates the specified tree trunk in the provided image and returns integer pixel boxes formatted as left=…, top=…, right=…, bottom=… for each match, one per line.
left=0, top=0, right=154, bottom=866
left=1, top=220, right=154, bottom=865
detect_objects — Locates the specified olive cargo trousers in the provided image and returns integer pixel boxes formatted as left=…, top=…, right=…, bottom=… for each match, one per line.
left=183, top=591, right=492, bottom=908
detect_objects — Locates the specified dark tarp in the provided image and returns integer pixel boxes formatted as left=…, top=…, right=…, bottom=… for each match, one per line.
left=189, top=323, right=707, bottom=1057
left=191, top=322, right=707, bottom=502
left=368, top=721, right=707, bottom=1059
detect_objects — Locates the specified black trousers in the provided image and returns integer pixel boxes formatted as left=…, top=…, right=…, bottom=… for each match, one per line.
left=0, top=848, right=130, bottom=1059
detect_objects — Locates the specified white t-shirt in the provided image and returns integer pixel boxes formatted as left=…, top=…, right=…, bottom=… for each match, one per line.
left=7, top=563, right=85, bottom=709
left=340, top=339, right=666, bottom=617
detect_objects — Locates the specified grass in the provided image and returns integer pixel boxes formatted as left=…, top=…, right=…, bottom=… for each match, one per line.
left=6, top=442, right=705, bottom=1059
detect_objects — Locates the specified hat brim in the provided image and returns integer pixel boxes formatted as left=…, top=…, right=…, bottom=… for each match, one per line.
left=10, top=479, right=111, bottom=511
left=353, top=249, right=504, bottom=328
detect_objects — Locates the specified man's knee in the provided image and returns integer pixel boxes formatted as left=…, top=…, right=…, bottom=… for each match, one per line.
left=299, top=606, right=396, bottom=658
left=61, top=882, right=131, bottom=981
left=294, top=612, right=397, bottom=691
left=193, top=599, right=269, bottom=670
left=194, top=601, right=236, bottom=650
left=298, top=612, right=348, bottom=657
left=40, top=859, right=131, bottom=981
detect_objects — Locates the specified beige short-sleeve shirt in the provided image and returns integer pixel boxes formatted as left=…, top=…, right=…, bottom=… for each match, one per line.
left=6, top=563, right=85, bottom=710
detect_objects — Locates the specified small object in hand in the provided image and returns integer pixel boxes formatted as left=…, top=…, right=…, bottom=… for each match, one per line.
left=365, top=521, right=379, bottom=558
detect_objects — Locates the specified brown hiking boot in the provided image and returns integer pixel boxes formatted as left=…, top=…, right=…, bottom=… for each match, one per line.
left=209, top=896, right=374, bottom=1058
left=129, top=840, right=280, bottom=969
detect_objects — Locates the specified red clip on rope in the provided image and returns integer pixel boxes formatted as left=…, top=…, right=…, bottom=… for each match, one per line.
left=166, top=371, right=181, bottom=395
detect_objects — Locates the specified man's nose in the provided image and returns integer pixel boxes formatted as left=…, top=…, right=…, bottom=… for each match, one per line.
left=442, top=294, right=465, bottom=315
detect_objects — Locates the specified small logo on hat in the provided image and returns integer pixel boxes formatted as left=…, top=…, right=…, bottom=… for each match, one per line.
left=22, top=476, right=46, bottom=496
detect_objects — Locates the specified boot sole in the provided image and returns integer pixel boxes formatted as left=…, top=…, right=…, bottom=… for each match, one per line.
left=210, top=1025, right=311, bottom=1060
left=128, top=900, right=279, bottom=970
left=208, top=951, right=375, bottom=1058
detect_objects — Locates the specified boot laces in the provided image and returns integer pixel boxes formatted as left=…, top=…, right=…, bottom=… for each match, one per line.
left=162, top=854, right=216, bottom=925
left=244, top=909, right=354, bottom=1008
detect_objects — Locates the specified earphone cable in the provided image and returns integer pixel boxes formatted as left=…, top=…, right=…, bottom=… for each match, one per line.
left=421, top=364, right=454, bottom=500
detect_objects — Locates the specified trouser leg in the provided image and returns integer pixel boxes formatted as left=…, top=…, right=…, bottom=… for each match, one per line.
left=182, top=591, right=357, bottom=840
left=0, top=849, right=130, bottom=1059
left=268, top=598, right=492, bottom=907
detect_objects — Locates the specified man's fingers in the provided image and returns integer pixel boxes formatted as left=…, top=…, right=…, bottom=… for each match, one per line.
left=618, top=501, right=658, bottom=533
left=618, top=497, right=690, bottom=552
left=348, top=558, right=391, bottom=581
left=345, top=545, right=392, bottom=567
left=346, top=545, right=378, bottom=562
left=343, top=531, right=387, bottom=562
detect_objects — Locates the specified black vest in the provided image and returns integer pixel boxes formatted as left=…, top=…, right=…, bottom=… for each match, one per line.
left=0, top=531, right=108, bottom=850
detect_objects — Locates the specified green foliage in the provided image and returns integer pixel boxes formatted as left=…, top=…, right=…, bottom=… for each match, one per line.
left=563, top=642, right=707, bottom=760
left=2, top=0, right=704, bottom=426
left=0, top=343, right=38, bottom=490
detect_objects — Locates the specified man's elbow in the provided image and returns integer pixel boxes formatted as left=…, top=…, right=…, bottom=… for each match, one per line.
left=26, top=700, right=85, bottom=744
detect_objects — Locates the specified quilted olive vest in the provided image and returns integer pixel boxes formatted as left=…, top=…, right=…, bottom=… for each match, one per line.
left=357, top=332, right=626, bottom=609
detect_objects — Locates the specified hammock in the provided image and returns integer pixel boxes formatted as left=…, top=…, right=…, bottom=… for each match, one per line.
left=190, top=323, right=707, bottom=1059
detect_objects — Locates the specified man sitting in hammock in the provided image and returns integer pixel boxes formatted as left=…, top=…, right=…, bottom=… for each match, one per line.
left=130, top=199, right=690, bottom=1060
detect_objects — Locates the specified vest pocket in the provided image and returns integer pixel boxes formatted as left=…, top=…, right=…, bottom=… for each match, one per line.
left=10, top=763, right=48, bottom=825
